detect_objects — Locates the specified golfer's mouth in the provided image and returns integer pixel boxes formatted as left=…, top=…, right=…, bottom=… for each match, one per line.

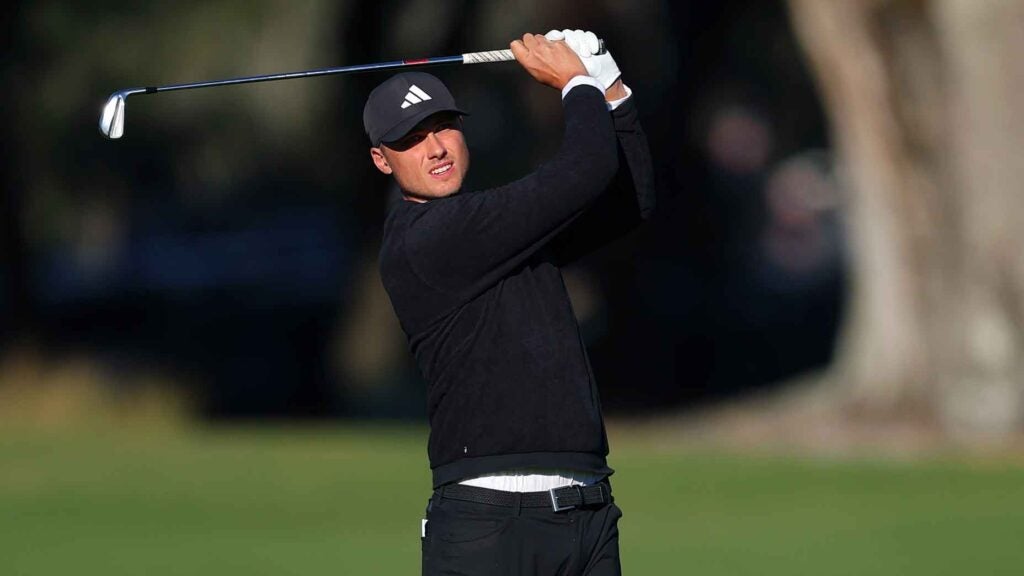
left=429, top=161, right=454, bottom=178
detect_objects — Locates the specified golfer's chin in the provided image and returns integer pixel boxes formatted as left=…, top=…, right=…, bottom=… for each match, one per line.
left=405, top=179, right=463, bottom=203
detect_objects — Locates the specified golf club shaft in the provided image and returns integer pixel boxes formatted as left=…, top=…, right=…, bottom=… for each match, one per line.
left=139, top=49, right=513, bottom=95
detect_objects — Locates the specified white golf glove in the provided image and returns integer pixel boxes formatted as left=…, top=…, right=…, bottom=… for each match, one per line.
left=545, top=29, right=621, bottom=90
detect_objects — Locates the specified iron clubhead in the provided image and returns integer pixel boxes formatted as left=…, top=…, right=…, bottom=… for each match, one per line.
left=100, top=91, right=130, bottom=139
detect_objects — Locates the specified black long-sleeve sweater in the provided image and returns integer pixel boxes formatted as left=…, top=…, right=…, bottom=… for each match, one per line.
left=378, top=84, right=655, bottom=488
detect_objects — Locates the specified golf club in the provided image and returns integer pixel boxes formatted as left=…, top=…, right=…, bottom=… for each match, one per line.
left=99, top=40, right=605, bottom=139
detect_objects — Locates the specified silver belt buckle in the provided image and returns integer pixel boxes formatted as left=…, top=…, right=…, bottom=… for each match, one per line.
left=549, top=485, right=581, bottom=512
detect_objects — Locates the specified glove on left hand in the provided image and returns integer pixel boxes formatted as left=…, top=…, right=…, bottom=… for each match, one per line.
left=545, top=29, right=621, bottom=90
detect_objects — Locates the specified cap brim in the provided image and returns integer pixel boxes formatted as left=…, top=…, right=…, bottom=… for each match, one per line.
left=379, top=107, right=469, bottom=147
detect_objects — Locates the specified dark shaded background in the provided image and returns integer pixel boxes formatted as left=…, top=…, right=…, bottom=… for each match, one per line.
left=1, top=0, right=845, bottom=422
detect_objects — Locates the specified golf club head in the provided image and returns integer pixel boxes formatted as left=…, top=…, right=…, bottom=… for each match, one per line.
left=100, top=92, right=127, bottom=139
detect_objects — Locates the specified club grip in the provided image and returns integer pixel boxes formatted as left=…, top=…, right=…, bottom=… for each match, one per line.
left=462, top=39, right=606, bottom=65
left=462, top=49, right=515, bottom=64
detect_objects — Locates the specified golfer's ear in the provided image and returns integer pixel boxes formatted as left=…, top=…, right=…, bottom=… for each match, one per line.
left=370, top=147, right=393, bottom=175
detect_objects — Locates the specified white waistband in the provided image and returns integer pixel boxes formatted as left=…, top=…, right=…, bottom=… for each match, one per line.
left=458, top=469, right=604, bottom=492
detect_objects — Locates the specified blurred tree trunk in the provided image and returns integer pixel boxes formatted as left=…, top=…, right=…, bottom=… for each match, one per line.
left=786, top=0, right=1024, bottom=439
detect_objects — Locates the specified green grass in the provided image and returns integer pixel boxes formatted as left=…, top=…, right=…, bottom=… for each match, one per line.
left=2, top=422, right=1023, bottom=575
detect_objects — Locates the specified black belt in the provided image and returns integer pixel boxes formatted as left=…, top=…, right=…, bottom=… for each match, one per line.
left=437, top=481, right=612, bottom=512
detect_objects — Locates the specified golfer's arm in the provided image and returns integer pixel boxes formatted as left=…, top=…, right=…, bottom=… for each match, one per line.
left=610, top=92, right=656, bottom=221
left=550, top=91, right=657, bottom=265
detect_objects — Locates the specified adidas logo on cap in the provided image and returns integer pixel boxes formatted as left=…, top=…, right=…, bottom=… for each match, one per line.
left=400, top=85, right=432, bottom=109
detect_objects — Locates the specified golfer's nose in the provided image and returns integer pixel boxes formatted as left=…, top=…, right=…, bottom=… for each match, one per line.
left=425, top=132, right=446, bottom=158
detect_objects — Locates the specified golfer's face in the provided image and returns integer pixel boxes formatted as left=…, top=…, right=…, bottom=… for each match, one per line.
left=373, top=113, right=469, bottom=202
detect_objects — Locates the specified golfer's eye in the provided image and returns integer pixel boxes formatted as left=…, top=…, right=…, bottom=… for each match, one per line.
left=396, top=133, right=426, bottom=148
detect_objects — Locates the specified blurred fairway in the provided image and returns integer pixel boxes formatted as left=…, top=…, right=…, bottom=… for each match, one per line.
left=2, top=421, right=1023, bottom=575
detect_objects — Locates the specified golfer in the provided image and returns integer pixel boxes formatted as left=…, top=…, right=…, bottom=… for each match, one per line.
left=363, top=29, right=654, bottom=575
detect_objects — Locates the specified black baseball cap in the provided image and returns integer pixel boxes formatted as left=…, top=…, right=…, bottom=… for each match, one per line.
left=363, top=72, right=469, bottom=147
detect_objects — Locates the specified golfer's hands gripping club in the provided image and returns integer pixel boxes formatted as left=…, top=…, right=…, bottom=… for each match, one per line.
left=545, top=29, right=625, bottom=100
left=510, top=33, right=588, bottom=91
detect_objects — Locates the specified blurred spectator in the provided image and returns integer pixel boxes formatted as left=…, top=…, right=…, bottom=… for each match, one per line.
left=709, top=149, right=847, bottom=396
left=706, top=102, right=775, bottom=176
left=701, top=97, right=776, bottom=264
left=759, top=150, right=844, bottom=278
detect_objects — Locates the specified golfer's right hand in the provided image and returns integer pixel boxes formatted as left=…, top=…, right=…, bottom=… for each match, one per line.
left=510, top=33, right=587, bottom=90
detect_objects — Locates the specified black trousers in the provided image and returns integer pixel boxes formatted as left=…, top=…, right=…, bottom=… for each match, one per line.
left=421, top=485, right=623, bottom=575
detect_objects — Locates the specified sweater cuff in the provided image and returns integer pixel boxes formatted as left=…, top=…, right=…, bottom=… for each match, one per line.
left=561, top=76, right=604, bottom=100
left=562, top=77, right=633, bottom=111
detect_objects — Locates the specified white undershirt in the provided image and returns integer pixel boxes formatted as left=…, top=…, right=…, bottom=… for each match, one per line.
left=459, top=469, right=604, bottom=492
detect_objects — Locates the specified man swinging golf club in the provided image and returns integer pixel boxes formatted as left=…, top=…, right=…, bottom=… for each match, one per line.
left=364, top=29, right=655, bottom=575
